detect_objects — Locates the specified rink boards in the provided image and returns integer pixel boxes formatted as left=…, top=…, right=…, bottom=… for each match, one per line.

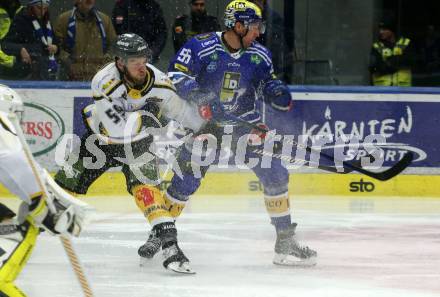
left=1, top=171, right=439, bottom=198
left=0, top=81, right=439, bottom=198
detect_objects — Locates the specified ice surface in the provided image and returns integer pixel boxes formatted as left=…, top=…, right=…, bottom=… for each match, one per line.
left=6, top=196, right=440, bottom=297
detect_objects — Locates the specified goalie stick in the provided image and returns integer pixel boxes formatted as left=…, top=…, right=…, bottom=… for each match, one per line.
left=210, top=107, right=413, bottom=181
left=8, top=112, right=95, bottom=297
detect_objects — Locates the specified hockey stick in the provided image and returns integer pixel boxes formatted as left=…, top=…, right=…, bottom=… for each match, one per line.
left=8, top=113, right=95, bottom=297
left=210, top=109, right=413, bottom=181
left=251, top=147, right=350, bottom=174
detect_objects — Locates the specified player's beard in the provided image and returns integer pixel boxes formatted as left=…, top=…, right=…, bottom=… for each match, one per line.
left=125, top=71, right=146, bottom=86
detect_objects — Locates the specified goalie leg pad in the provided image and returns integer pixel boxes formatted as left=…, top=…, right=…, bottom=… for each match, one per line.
left=0, top=283, right=27, bottom=297
left=0, top=219, right=38, bottom=285
left=133, top=185, right=173, bottom=226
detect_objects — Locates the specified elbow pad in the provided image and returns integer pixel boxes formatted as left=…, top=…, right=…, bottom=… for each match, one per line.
left=263, top=80, right=292, bottom=111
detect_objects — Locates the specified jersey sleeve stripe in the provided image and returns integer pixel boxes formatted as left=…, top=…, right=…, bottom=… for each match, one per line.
left=105, top=81, right=123, bottom=96
left=93, top=95, right=104, bottom=101
left=198, top=44, right=224, bottom=57
left=199, top=47, right=225, bottom=59
left=248, top=46, right=272, bottom=63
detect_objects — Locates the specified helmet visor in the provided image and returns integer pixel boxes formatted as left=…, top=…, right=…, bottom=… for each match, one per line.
left=248, top=20, right=266, bottom=34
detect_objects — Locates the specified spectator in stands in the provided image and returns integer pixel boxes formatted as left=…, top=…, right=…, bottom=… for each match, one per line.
left=172, top=0, right=220, bottom=53
left=369, top=21, right=414, bottom=86
left=2, top=0, right=58, bottom=80
left=54, top=0, right=116, bottom=81
left=0, top=0, right=23, bottom=79
left=112, top=0, right=167, bottom=64
left=250, top=0, right=293, bottom=83
left=420, top=25, right=440, bottom=74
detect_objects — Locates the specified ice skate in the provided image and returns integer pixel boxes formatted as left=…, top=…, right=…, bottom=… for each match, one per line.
left=138, top=230, right=162, bottom=261
left=143, top=222, right=195, bottom=274
left=162, top=241, right=195, bottom=274
left=273, top=223, right=317, bottom=267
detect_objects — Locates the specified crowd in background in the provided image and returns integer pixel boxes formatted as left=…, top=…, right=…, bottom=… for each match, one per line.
left=0, top=0, right=293, bottom=84
left=1, top=0, right=440, bottom=86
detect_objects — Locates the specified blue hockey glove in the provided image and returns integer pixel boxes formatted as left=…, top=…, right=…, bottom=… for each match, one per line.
left=263, top=80, right=292, bottom=111
left=187, top=88, right=224, bottom=121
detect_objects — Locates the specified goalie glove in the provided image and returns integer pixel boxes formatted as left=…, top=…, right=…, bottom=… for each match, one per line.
left=21, top=170, right=95, bottom=237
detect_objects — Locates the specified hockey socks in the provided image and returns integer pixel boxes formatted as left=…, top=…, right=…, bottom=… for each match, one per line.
left=133, top=185, right=173, bottom=225
left=264, top=192, right=292, bottom=232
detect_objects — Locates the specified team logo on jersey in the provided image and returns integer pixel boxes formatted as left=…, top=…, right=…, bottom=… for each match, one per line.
left=220, top=72, right=241, bottom=102
left=251, top=54, right=262, bottom=64
left=222, top=72, right=240, bottom=90
left=207, top=61, right=217, bottom=73
left=210, top=53, right=219, bottom=61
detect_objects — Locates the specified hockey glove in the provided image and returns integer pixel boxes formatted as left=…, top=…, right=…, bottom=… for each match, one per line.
left=263, top=80, right=292, bottom=112
left=248, top=122, right=269, bottom=145
left=187, top=88, right=224, bottom=121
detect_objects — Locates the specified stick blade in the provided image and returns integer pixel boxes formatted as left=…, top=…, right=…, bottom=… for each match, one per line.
left=369, top=151, right=414, bottom=181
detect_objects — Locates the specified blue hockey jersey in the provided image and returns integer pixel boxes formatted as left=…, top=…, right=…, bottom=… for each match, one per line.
left=168, top=32, right=276, bottom=123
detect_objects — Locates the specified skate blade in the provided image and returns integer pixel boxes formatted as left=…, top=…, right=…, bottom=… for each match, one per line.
left=166, top=262, right=196, bottom=274
left=139, top=256, right=154, bottom=267
left=273, top=254, right=317, bottom=267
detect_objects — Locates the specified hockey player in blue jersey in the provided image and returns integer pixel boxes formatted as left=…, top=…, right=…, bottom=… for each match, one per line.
left=138, top=0, right=317, bottom=266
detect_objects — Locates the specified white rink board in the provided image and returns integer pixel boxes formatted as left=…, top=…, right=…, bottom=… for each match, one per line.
left=16, top=89, right=89, bottom=171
